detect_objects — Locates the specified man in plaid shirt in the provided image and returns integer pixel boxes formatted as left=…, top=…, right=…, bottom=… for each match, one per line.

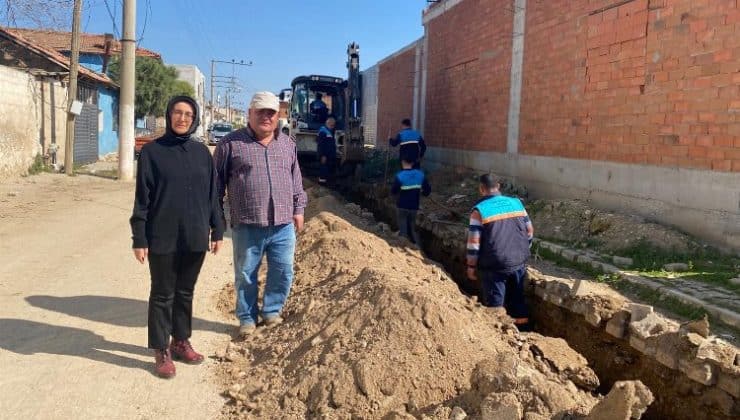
left=214, top=91, right=307, bottom=337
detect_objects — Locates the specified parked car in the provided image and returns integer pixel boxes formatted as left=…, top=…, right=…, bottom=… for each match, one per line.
left=134, top=129, right=164, bottom=158
left=208, top=123, right=233, bottom=145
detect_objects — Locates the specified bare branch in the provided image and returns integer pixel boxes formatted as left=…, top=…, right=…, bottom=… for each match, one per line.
left=1, top=0, right=75, bottom=30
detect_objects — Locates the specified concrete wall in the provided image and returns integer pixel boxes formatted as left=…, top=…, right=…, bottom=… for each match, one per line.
left=98, top=87, right=119, bottom=156
left=0, top=65, right=42, bottom=177
left=172, top=64, right=206, bottom=137
left=425, top=146, right=740, bottom=250
left=361, top=64, right=379, bottom=145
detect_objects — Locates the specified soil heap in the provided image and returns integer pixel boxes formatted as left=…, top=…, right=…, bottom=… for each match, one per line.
left=216, top=184, right=653, bottom=419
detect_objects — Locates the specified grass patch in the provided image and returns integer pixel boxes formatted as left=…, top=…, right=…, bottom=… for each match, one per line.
left=616, top=239, right=739, bottom=291
left=26, top=154, right=52, bottom=175
left=532, top=242, right=736, bottom=332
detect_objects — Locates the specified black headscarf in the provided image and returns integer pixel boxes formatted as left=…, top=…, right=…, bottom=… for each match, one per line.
left=165, top=95, right=200, bottom=139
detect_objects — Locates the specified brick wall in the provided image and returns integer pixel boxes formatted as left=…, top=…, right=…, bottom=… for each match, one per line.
left=520, top=0, right=740, bottom=171
left=423, top=0, right=514, bottom=152
left=377, top=45, right=417, bottom=149
left=0, top=65, right=42, bottom=177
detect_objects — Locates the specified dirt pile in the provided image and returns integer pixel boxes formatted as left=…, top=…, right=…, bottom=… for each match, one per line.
left=216, top=185, right=652, bottom=419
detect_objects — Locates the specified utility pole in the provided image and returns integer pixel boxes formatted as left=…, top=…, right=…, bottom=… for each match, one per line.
left=118, top=0, right=136, bottom=181
left=210, top=58, right=251, bottom=121
left=64, top=0, right=82, bottom=176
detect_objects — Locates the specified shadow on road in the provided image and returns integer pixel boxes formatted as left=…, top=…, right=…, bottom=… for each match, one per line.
left=25, top=295, right=233, bottom=334
left=0, top=319, right=151, bottom=371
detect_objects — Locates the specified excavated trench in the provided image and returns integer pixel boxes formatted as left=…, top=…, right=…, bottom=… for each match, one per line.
left=331, top=180, right=738, bottom=420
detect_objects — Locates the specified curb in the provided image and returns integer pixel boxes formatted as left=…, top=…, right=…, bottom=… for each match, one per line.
left=533, top=238, right=740, bottom=329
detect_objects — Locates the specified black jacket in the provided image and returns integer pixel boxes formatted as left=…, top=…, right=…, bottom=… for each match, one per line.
left=130, top=96, right=224, bottom=253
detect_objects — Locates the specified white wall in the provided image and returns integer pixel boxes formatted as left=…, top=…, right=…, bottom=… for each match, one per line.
left=0, top=65, right=42, bottom=178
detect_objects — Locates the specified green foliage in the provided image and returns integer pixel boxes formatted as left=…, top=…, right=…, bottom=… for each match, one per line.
left=108, top=57, right=190, bottom=119
left=617, top=239, right=739, bottom=291
left=171, top=80, right=195, bottom=99
left=26, top=154, right=51, bottom=175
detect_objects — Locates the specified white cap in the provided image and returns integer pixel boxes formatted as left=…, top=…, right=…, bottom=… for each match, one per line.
left=249, top=91, right=280, bottom=112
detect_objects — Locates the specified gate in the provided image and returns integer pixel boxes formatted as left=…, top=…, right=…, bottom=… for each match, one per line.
left=73, top=103, right=99, bottom=165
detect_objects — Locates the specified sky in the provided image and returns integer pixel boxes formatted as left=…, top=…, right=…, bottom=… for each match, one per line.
left=66, top=0, right=431, bottom=107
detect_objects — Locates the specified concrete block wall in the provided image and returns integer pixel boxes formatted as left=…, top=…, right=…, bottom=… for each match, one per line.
left=0, top=65, right=41, bottom=178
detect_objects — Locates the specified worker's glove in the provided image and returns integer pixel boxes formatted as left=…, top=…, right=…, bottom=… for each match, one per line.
left=528, top=237, right=534, bottom=249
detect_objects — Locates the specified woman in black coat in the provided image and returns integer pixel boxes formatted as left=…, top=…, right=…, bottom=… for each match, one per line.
left=130, top=96, right=224, bottom=378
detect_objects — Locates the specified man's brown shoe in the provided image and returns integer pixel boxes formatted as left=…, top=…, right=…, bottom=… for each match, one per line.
left=154, top=349, right=176, bottom=378
left=170, top=339, right=205, bottom=364
left=263, top=316, right=284, bottom=326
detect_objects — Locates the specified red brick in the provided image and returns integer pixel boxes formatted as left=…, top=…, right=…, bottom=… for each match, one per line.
left=713, top=49, right=733, bottom=62
left=698, top=112, right=716, bottom=122
left=711, top=160, right=732, bottom=171
left=696, top=135, right=713, bottom=146
left=713, top=135, right=734, bottom=147
left=689, top=146, right=708, bottom=158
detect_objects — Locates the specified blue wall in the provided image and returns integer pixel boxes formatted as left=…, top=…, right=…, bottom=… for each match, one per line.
left=79, top=54, right=104, bottom=73
left=98, top=87, right=119, bottom=156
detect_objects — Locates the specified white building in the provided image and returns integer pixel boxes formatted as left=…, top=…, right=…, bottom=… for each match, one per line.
left=171, top=64, right=206, bottom=136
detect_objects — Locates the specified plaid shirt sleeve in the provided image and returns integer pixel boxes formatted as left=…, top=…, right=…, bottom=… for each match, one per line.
left=291, top=143, right=307, bottom=215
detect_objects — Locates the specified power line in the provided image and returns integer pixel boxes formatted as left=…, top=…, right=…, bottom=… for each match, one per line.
left=137, top=0, right=150, bottom=45
left=102, top=0, right=121, bottom=38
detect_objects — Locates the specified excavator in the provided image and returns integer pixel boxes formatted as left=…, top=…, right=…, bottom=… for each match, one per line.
left=280, top=42, right=365, bottom=174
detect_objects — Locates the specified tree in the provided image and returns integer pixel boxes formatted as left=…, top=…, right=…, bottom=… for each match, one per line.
left=108, top=57, right=191, bottom=119
left=1, top=0, right=73, bottom=29
left=171, top=80, right=195, bottom=99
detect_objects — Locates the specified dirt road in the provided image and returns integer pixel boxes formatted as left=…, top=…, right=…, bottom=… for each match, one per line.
left=0, top=173, right=234, bottom=419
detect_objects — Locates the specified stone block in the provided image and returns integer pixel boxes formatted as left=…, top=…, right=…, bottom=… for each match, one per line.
left=628, top=303, right=653, bottom=323
left=606, top=310, right=631, bottom=339
left=612, top=256, right=634, bottom=268
left=576, top=254, right=594, bottom=265
left=601, top=263, right=621, bottom=274
left=655, top=346, right=679, bottom=370
left=663, top=262, right=689, bottom=272
left=629, top=336, right=645, bottom=352
left=480, top=392, right=522, bottom=420
left=717, top=368, right=740, bottom=398
left=561, top=249, right=579, bottom=261
left=696, top=339, right=738, bottom=366
left=449, top=406, right=468, bottom=420
left=585, top=311, right=602, bottom=327
left=679, top=359, right=717, bottom=386
left=547, top=244, right=565, bottom=254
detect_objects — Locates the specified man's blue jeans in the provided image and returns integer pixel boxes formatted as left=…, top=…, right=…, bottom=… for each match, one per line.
left=232, top=223, right=296, bottom=326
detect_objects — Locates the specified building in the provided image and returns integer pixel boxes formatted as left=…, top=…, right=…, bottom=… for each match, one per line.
left=171, top=64, right=206, bottom=136
left=7, top=28, right=160, bottom=157
left=0, top=27, right=119, bottom=175
left=370, top=0, right=740, bottom=251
